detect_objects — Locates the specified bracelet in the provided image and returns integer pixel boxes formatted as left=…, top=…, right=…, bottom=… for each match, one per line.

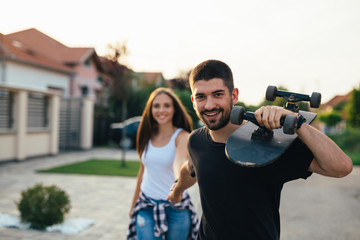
left=297, top=114, right=307, bottom=129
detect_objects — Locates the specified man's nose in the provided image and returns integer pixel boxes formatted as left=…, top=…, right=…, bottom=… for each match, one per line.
left=204, top=97, right=216, bottom=110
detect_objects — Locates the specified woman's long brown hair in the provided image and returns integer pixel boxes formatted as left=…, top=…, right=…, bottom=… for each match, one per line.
left=136, top=88, right=193, bottom=158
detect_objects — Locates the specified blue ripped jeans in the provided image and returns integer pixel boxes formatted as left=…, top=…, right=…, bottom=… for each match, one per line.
left=136, top=205, right=191, bottom=240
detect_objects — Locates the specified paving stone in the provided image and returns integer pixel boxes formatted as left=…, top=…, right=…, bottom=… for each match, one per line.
left=0, top=148, right=359, bottom=240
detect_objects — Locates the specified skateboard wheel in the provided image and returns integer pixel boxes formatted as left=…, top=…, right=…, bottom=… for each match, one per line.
left=283, top=115, right=297, bottom=134
left=230, top=106, right=245, bottom=125
left=266, top=86, right=277, bottom=101
left=310, top=92, right=321, bottom=108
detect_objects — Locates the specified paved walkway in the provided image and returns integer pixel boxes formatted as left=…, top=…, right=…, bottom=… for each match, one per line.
left=0, top=148, right=201, bottom=240
left=0, top=148, right=359, bottom=240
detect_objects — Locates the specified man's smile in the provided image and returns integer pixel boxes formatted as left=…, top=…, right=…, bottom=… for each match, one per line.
left=202, top=109, right=222, bottom=121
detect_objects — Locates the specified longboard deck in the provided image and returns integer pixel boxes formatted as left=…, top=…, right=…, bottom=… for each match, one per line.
left=225, top=111, right=317, bottom=167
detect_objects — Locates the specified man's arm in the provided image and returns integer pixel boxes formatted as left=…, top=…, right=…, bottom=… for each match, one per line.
left=167, top=161, right=197, bottom=203
left=173, top=130, right=190, bottom=179
left=255, top=106, right=353, bottom=178
left=297, top=123, right=353, bottom=177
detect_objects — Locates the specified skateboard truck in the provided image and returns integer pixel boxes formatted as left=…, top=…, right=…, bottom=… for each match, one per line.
left=231, top=86, right=322, bottom=140
left=230, top=106, right=298, bottom=140
left=266, top=85, right=322, bottom=112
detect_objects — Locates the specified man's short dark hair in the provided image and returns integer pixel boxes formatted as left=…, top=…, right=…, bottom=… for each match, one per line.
left=189, top=59, right=234, bottom=93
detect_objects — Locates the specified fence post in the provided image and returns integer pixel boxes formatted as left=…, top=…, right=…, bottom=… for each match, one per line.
left=80, top=97, right=94, bottom=149
left=49, top=94, right=60, bottom=155
left=15, top=90, right=27, bottom=161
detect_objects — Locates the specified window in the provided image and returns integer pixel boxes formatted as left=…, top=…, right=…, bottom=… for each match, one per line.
left=0, top=89, right=14, bottom=129
left=27, top=93, right=48, bottom=128
left=81, top=86, right=89, bottom=97
left=84, top=59, right=91, bottom=68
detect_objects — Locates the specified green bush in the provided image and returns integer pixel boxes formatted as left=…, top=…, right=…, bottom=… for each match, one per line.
left=319, top=111, right=343, bottom=127
left=329, top=128, right=360, bottom=152
left=329, top=128, right=360, bottom=165
left=16, top=183, right=71, bottom=230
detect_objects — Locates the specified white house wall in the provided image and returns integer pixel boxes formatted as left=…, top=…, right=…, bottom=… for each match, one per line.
left=0, top=86, right=60, bottom=162
left=0, top=134, right=16, bottom=160
left=25, top=132, right=52, bottom=158
left=0, top=85, right=93, bottom=162
left=2, top=61, right=70, bottom=97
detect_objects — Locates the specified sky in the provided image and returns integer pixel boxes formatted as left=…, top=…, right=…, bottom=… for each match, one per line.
left=1, top=0, right=360, bottom=105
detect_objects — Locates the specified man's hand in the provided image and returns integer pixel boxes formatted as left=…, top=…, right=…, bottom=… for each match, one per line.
left=167, top=161, right=197, bottom=203
left=254, top=105, right=298, bottom=131
left=167, top=182, right=183, bottom=203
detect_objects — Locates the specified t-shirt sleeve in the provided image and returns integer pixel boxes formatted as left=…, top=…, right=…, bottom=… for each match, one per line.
left=187, top=131, right=197, bottom=178
left=275, top=138, right=314, bottom=183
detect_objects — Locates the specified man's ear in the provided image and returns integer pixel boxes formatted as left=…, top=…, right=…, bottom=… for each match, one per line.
left=191, top=95, right=195, bottom=110
left=232, top=88, right=239, bottom=105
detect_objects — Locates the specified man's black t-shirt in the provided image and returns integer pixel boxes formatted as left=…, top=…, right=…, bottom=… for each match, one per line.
left=188, top=127, right=313, bottom=240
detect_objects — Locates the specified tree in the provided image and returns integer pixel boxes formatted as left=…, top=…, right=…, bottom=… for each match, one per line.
left=319, top=111, right=343, bottom=127
left=348, top=84, right=360, bottom=128
left=168, top=70, right=199, bottom=128
left=106, top=42, right=132, bottom=166
left=126, top=83, right=157, bottom=117
left=235, top=101, right=258, bottom=113
left=173, top=89, right=200, bottom=128
left=106, top=41, right=128, bottom=63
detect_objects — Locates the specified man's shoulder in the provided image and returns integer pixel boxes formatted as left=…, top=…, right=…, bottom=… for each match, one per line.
left=190, top=126, right=208, bottom=139
left=188, top=127, right=209, bottom=149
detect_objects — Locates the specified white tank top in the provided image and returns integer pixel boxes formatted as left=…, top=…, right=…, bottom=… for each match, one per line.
left=140, top=128, right=183, bottom=200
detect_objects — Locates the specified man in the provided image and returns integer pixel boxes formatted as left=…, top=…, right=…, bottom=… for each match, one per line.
left=167, top=59, right=352, bottom=239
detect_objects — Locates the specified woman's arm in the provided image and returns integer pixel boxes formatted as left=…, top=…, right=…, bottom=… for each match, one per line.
left=129, top=162, right=144, bottom=217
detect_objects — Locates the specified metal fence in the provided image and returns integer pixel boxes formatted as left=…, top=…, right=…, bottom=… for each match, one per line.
left=0, top=89, right=13, bottom=129
left=59, top=98, right=82, bottom=151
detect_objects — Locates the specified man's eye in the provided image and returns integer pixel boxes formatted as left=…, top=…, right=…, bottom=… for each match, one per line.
left=196, top=96, right=204, bottom=100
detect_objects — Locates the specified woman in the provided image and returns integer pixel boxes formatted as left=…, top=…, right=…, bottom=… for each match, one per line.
left=127, top=88, right=199, bottom=240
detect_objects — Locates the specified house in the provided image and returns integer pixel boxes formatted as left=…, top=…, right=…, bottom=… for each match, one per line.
left=318, top=92, right=352, bottom=134
left=0, top=31, right=72, bottom=94
left=321, top=92, right=352, bottom=114
left=5, top=28, right=103, bottom=101
left=133, top=72, right=165, bottom=90
left=0, top=28, right=99, bottom=162
left=97, top=56, right=134, bottom=105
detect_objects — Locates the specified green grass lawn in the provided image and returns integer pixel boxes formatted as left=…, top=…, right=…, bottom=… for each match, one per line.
left=37, top=159, right=140, bottom=177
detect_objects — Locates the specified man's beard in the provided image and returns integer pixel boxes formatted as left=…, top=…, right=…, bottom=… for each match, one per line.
left=197, top=101, right=232, bottom=131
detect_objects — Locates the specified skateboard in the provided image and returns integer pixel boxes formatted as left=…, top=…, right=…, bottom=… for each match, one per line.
left=225, top=86, right=321, bottom=167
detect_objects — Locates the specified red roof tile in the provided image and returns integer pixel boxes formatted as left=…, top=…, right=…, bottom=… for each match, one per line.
left=6, top=28, right=95, bottom=64
left=138, top=72, right=164, bottom=84
left=322, top=92, right=352, bottom=108
left=0, top=32, right=72, bottom=73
